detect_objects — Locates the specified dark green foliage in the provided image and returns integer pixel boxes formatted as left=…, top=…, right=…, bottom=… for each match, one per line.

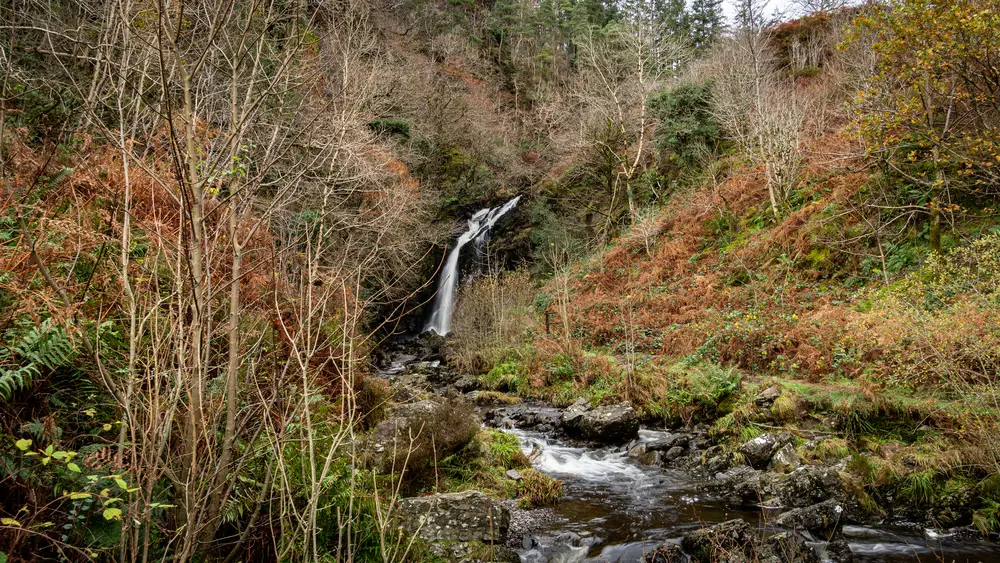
left=649, top=81, right=720, bottom=167
left=652, top=0, right=691, bottom=41
left=688, top=0, right=725, bottom=52
left=368, top=118, right=411, bottom=139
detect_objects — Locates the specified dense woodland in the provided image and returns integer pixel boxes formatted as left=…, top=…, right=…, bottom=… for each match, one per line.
left=0, top=0, right=999, bottom=561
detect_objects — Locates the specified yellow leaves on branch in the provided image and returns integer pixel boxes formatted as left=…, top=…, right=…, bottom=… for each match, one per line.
left=844, top=0, right=1000, bottom=182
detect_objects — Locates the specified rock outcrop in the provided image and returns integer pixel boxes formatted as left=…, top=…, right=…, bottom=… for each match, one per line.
left=397, top=490, right=511, bottom=543
left=560, top=399, right=639, bottom=444
left=367, top=399, right=479, bottom=474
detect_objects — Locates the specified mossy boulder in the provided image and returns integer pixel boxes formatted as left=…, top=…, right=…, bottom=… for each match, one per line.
left=367, top=399, right=479, bottom=475
left=397, top=490, right=510, bottom=544
left=561, top=399, right=639, bottom=444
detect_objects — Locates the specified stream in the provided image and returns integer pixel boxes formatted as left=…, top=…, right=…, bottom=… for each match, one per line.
left=375, top=338, right=1000, bottom=562
left=505, top=418, right=1000, bottom=563
left=374, top=319, right=1000, bottom=563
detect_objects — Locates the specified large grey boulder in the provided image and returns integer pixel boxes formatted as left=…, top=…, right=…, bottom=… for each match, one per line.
left=453, top=375, right=480, bottom=393
left=646, top=433, right=692, bottom=452
left=739, top=433, right=795, bottom=469
left=712, top=464, right=846, bottom=509
left=397, top=490, right=510, bottom=543
left=368, top=399, right=479, bottom=474
left=773, top=465, right=845, bottom=508
left=560, top=399, right=639, bottom=444
left=775, top=499, right=846, bottom=534
left=739, top=434, right=779, bottom=468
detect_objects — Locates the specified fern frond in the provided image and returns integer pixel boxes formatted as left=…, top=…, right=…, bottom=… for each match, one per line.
left=13, top=319, right=76, bottom=370
left=0, top=363, right=41, bottom=400
left=1, top=319, right=77, bottom=401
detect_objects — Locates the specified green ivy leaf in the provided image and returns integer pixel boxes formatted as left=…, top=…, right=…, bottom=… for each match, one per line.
left=14, top=439, right=31, bottom=451
left=0, top=518, right=21, bottom=527
left=102, top=507, right=122, bottom=521
left=66, top=463, right=81, bottom=473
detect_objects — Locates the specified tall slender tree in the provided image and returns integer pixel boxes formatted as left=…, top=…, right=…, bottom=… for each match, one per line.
left=689, top=0, right=725, bottom=52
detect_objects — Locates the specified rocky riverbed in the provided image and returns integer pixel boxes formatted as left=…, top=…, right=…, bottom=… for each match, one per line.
left=370, top=336, right=1000, bottom=563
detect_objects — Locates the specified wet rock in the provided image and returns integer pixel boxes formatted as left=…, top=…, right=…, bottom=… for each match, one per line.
left=682, top=519, right=754, bottom=562
left=402, top=360, right=443, bottom=376
left=644, top=540, right=686, bottom=563
left=805, top=540, right=853, bottom=563
left=689, top=435, right=714, bottom=451
left=713, top=462, right=845, bottom=509
left=775, top=499, right=846, bottom=534
left=562, top=398, right=590, bottom=421
left=711, top=465, right=770, bottom=500
left=739, top=434, right=779, bottom=468
left=663, top=446, right=686, bottom=462
left=640, top=450, right=663, bottom=466
left=755, top=385, right=783, bottom=407
left=772, top=465, right=845, bottom=508
left=627, top=444, right=648, bottom=459
left=397, top=490, right=510, bottom=543
left=520, top=531, right=591, bottom=563
left=647, top=433, right=692, bottom=452
left=417, top=331, right=447, bottom=352
left=560, top=400, right=639, bottom=444
left=505, top=469, right=523, bottom=481
left=453, top=375, right=480, bottom=393
left=704, top=445, right=734, bottom=474
left=771, top=443, right=801, bottom=473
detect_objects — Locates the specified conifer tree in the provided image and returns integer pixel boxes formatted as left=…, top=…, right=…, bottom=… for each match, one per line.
left=654, top=0, right=691, bottom=41
left=688, top=0, right=724, bottom=52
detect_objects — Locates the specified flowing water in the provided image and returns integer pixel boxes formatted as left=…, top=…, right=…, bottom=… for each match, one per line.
left=382, top=315, right=1000, bottom=562
left=424, top=196, right=522, bottom=335
left=510, top=427, right=1000, bottom=563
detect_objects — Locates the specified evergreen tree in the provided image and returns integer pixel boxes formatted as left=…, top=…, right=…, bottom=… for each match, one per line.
left=653, top=0, right=691, bottom=41
left=688, top=0, right=724, bottom=52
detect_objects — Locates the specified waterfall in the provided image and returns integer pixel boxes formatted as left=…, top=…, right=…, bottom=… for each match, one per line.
left=424, top=195, right=522, bottom=335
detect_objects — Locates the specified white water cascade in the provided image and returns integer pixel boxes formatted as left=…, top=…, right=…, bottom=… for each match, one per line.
left=424, top=195, right=522, bottom=335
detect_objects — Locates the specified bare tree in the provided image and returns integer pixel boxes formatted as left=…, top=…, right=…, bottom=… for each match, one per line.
left=708, top=0, right=805, bottom=218
left=3, top=0, right=430, bottom=560
left=575, top=14, right=687, bottom=233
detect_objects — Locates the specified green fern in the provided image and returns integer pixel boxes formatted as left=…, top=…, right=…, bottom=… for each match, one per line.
left=0, top=320, right=76, bottom=400
left=0, top=363, right=41, bottom=400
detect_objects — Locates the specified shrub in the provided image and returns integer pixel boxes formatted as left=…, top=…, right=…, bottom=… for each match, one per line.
left=852, top=233, right=1000, bottom=388
left=648, top=81, right=721, bottom=168
left=641, top=361, right=742, bottom=425
left=479, top=360, right=528, bottom=394
left=367, top=118, right=411, bottom=138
